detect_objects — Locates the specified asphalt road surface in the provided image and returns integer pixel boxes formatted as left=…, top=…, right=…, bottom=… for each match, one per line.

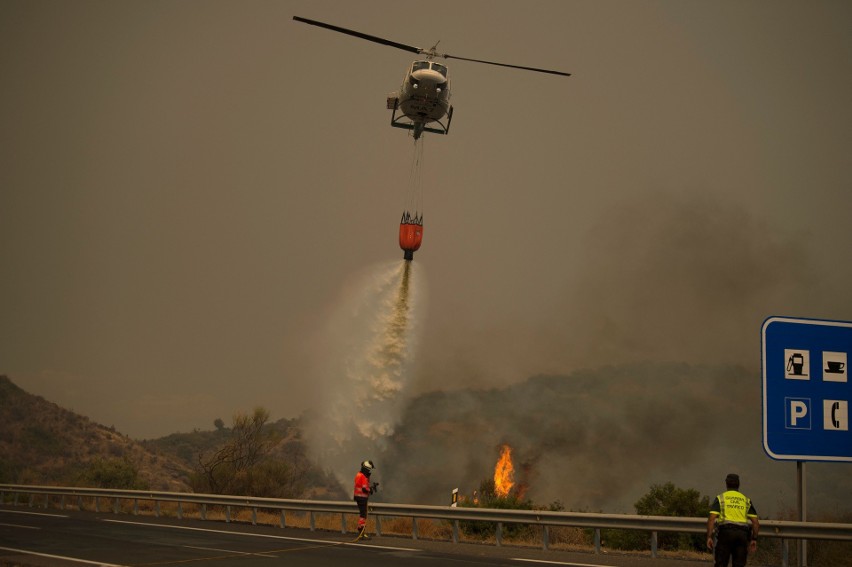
left=0, top=506, right=713, bottom=567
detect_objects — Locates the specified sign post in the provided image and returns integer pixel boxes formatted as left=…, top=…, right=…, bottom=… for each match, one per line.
left=762, top=316, right=852, bottom=567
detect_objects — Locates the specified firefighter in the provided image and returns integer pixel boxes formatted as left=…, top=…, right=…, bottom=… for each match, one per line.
left=353, top=460, right=378, bottom=539
left=706, top=473, right=759, bottom=567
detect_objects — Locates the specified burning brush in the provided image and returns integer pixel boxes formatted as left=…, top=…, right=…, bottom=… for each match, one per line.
left=493, top=444, right=515, bottom=497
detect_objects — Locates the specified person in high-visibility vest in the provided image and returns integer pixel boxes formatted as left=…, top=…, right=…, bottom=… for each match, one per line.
left=706, top=473, right=759, bottom=567
left=353, top=460, right=378, bottom=539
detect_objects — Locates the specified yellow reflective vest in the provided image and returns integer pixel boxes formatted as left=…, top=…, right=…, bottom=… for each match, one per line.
left=710, top=490, right=758, bottom=526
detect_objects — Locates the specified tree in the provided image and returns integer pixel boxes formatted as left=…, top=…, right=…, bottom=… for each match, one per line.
left=192, top=407, right=285, bottom=496
left=213, top=418, right=225, bottom=431
left=634, top=481, right=710, bottom=518
left=607, top=482, right=710, bottom=551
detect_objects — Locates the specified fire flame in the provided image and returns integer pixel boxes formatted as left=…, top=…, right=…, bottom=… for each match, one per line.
left=493, top=444, right=515, bottom=497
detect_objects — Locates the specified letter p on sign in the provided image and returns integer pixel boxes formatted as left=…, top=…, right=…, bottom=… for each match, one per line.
left=786, top=398, right=811, bottom=429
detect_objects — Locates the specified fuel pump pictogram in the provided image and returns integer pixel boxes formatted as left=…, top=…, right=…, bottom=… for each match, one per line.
left=785, top=349, right=809, bottom=379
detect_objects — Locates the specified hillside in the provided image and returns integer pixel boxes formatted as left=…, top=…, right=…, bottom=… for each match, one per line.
left=6, top=365, right=851, bottom=518
left=141, top=415, right=347, bottom=500
left=375, top=363, right=852, bottom=518
left=0, top=375, right=191, bottom=491
left=0, top=375, right=345, bottom=499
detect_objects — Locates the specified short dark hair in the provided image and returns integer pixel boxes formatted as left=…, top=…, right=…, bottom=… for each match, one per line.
left=725, top=473, right=740, bottom=489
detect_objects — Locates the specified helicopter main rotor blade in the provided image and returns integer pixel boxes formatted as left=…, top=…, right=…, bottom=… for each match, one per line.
left=293, top=16, right=423, bottom=55
left=293, top=16, right=570, bottom=76
left=442, top=53, right=570, bottom=77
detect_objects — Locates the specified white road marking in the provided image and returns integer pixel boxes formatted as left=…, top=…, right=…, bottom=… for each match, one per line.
left=0, top=509, right=69, bottom=518
left=0, top=546, right=126, bottom=566
left=512, top=558, right=614, bottom=567
left=101, top=519, right=420, bottom=552
left=0, top=522, right=40, bottom=529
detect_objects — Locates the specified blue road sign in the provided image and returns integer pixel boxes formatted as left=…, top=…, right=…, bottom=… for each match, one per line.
left=762, top=316, right=852, bottom=461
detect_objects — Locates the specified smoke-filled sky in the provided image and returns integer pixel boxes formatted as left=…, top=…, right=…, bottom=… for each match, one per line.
left=2, top=0, right=852, bottom=462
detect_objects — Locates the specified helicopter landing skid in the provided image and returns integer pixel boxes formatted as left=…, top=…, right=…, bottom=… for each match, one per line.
left=389, top=99, right=453, bottom=139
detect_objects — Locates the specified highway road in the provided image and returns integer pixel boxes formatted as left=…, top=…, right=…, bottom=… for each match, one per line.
left=0, top=506, right=712, bottom=567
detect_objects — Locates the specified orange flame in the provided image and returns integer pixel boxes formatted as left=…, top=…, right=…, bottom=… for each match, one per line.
left=493, top=444, right=514, bottom=497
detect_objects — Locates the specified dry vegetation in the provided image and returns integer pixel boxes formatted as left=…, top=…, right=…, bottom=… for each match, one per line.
left=0, top=375, right=344, bottom=499
left=0, top=376, right=192, bottom=490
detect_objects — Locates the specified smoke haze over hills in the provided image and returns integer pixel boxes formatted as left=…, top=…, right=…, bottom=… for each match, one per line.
left=380, top=363, right=852, bottom=518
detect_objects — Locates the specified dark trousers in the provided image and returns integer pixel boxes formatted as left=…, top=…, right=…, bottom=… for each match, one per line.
left=715, top=526, right=750, bottom=567
left=354, top=496, right=368, bottom=525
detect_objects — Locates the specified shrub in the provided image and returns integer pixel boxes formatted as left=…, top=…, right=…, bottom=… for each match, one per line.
left=0, top=458, right=20, bottom=483
left=76, top=457, right=149, bottom=490
left=606, top=482, right=710, bottom=552
left=458, top=478, right=537, bottom=540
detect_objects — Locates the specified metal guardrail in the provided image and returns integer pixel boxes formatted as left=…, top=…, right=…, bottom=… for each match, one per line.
left=2, top=484, right=851, bottom=566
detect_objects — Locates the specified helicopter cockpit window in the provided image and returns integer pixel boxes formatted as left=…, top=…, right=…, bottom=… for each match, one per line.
left=431, top=63, right=448, bottom=77
left=412, top=61, right=430, bottom=72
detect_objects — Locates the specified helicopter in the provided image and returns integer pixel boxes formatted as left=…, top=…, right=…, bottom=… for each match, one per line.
left=293, top=16, right=570, bottom=139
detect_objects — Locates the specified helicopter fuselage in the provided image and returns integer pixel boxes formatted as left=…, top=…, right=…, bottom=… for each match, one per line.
left=388, top=60, right=453, bottom=138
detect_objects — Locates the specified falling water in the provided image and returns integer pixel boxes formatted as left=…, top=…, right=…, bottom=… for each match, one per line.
left=348, top=260, right=415, bottom=438
left=305, top=260, right=424, bottom=483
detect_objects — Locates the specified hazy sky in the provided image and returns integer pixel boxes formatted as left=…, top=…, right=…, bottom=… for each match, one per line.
left=2, top=1, right=851, bottom=440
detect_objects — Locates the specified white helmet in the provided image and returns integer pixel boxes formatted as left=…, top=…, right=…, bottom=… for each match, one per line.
left=361, top=460, right=375, bottom=473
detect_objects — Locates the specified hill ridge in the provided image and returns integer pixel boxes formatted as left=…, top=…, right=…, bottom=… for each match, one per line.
left=0, top=374, right=191, bottom=490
